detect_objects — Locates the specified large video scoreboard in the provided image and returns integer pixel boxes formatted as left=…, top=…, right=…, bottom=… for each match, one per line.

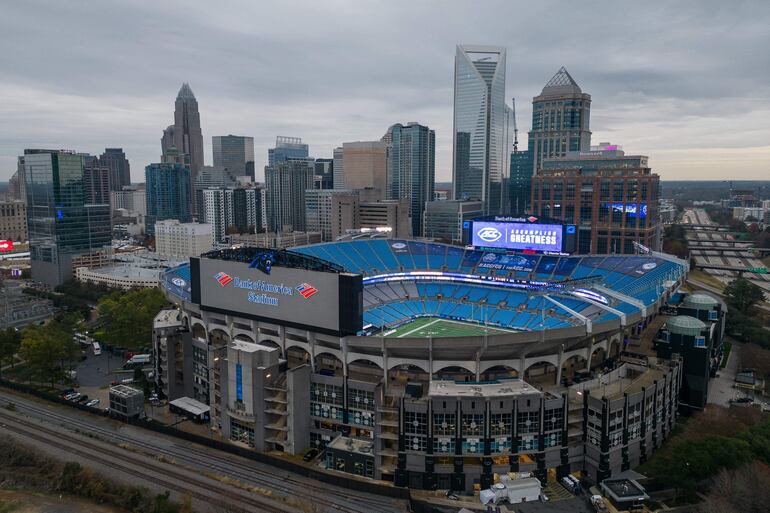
left=463, top=216, right=576, bottom=255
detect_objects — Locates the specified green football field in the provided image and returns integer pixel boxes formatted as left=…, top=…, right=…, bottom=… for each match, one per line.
left=383, top=316, right=518, bottom=338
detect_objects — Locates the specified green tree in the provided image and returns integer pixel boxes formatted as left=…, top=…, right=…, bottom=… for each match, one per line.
left=19, top=321, right=78, bottom=388
left=723, top=277, right=765, bottom=313
left=96, top=288, right=168, bottom=350
left=0, top=327, right=22, bottom=376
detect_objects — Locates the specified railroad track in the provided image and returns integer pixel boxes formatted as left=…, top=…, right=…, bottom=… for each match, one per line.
left=0, top=391, right=403, bottom=513
left=0, top=408, right=292, bottom=513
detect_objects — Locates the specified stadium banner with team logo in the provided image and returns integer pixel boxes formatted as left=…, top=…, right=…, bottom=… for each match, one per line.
left=191, top=256, right=363, bottom=335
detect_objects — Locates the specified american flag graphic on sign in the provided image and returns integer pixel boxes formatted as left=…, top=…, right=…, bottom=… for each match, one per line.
left=296, top=283, right=318, bottom=299
left=214, top=272, right=233, bottom=286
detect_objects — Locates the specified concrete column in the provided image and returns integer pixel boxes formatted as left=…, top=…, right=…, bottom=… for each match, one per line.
left=279, top=325, right=286, bottom=356
left=381, top=338, right=388, bottom=393
left=341, top=337, right=349, bottom=378
left=518, top=356, right=527, bottom=379
left=555, top=347, right=564, bottom=385
left=308, top=331, right=316, bottom=371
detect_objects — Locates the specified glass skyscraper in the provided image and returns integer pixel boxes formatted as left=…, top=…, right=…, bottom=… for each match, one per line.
left=99, top=148, right=131, bottom=191
left=212, top=135, right=255, bottom=181
left=264, top=158, right=315, bottom=232
left=509, top=150, right=534, bottom=215
left=145, top=162, right=192, bottom=236
left=267, top=136, right=309, bottom=167
left=452, top=45, right=511, bottom=215
left=24, top=149, right=111, bottom=286
left=386, top=122, right=435, bottom=237
left=529, top=67, right=591, bottom=174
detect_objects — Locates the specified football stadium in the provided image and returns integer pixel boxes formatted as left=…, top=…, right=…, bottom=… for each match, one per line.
left=157, top=221, right=694, bottom=492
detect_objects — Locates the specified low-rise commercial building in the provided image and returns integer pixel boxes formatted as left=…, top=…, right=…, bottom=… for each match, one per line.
left=423, top=200, right=484, bottom=243
left=0, top=200, right=27, bottom=242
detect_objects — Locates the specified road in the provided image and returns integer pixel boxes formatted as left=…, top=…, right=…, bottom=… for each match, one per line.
left=681, top=208, right=770, bottom=299
left=708, top=341, right=741, bottom=407
left=0, top=388, right=407, bottom=513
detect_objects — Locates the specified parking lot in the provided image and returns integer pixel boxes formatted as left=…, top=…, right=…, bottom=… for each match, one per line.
left=69, top=347, right=135, bottom=409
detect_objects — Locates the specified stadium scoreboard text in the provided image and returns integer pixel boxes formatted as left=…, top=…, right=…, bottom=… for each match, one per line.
left=464, top=218, right=576, bottom=254
left=191, top=257, right=362, bottom=335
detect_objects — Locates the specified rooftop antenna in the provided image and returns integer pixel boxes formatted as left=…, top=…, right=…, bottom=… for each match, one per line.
left=511, top=98, right=519, bottom=153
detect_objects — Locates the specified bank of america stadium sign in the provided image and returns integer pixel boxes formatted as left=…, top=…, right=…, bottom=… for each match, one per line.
left=213, top=272, right=318, bottom=306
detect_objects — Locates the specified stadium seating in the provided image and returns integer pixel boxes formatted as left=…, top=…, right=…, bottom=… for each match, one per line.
left=159, top=240, right=687, bottom=336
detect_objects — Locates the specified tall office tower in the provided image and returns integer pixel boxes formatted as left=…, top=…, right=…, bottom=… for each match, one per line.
left=23, top=149, right=112, bottom=286
left=531, top=144, right=660, bottom=254
left=193, top=166, right=237, bottom=217
left=99, top=148, right=131, bottom=191
left=423, top=199, right=484, bottom=243
left=452, top=45, right=511, bottom=215
left=314, top=158, right=334, bottom=189
left=145, top=162, right=192, bottom=237
left=83, top=162, right=111, bottom=205
left=509, top=150, right=534, bottom=215
left=305, top=189, right=360, bottom=241
left=386, top=122, right=435, bottom=237
left=332, top=146, right=344, bottom=189
left=268, top=136, right=309, bottom=167
left=161, top=83, right=204, bottom=194
left=212, top=135, right=255, bottom=180
left=264, top=158, right=315, bottom=232
left=341, top=141, right=388, bottom=199
left=529, top=67, right=591, bottom=174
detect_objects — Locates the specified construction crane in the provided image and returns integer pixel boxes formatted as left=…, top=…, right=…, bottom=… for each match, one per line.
left=511, top=97, right=519, bottom=152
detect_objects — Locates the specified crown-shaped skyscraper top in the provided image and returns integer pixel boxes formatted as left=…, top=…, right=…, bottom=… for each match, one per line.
left=542, top=67, right=581, bottom=93
left=177, top=82, right=196, bottom=100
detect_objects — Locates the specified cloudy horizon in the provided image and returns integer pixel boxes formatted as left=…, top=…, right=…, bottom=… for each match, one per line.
left=1, top=0, right=769, bottom=183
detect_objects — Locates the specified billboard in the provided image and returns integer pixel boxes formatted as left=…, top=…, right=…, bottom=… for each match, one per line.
left=0, top=240, right=13, bottom=252
left=604, top=203, right=647, bottom=218
left=470, top=221, right=563, bottom=253
left=194, top=257, right=362, bottom=335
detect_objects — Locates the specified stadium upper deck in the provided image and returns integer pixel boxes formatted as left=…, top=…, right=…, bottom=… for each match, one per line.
left=161, top=239, right=687, bottom=341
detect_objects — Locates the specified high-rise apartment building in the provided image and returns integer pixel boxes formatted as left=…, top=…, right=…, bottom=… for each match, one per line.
left=265, top=158, right=315, bottom=232
left=529, top=67, right=591, bottom=174
left=201, top=186, right=266, bottom=244
left=0, top=201, right=27, bottom=242
left=268, top=136, right=308, bottom=167
left=99, top=148, right=131, bottom=191
left=341, top=141, right=387, bottom=199
left=332, top=147, right=344, bottom=189
left=154, top=219, right=213, bottom=260
left=452, top=45, right=511, bottom=215
left=83, top=163, right=111, bottom=206
left=193, top=166, right=236, bottom=217
left=423, top=200, right=484, bottom=243
left=531, top=144, right=660, bottom=254
left=305, top=189, right=360, bottom=241
left=23, top=149, right=112, bottom=286
left=386, top=123, right=435, bottom=237
left=212, top=135, right=255, bottom=181
left=161, top=83, right=204, bottom=194
left=314, top=158, right=334, bottom=190
left=145, top=162, right=192, bottom=237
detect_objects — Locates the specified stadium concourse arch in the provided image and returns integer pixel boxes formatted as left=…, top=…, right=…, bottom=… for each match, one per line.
left=161, top=239, right=688, bottom=386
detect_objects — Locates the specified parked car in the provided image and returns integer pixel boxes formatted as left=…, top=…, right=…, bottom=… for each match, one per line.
left=303, top=448, right=320, bottom=462
left=85, top=399, right=100, bottom=408
left=66, top=393, right=82, bottom=402
left=76, top=395, right=90, bottom=404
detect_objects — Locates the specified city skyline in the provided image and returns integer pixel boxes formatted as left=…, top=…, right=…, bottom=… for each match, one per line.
left=1, top=1, right=769, bottom=183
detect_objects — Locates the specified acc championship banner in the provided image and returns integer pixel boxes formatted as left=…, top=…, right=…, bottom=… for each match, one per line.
left=471, top=221, right=563, bottom=252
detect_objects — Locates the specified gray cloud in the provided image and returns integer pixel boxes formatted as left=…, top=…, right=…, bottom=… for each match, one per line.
left=1, top=0, right=769, bottom=182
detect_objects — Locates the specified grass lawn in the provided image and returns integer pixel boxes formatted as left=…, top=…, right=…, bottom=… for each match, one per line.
left=384, top=316, right=518, bottom=338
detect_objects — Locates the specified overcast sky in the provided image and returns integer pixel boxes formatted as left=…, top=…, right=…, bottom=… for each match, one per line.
left=1, top=0, right=769, bottom=183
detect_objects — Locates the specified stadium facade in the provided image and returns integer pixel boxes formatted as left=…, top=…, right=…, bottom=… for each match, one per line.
left=155, top=238, right=695, bottom=490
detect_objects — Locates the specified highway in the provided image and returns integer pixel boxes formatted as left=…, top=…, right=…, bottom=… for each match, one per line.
left=0, top=389, right=407, bottom=513
left=681, top=208, right=770, bottom=298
